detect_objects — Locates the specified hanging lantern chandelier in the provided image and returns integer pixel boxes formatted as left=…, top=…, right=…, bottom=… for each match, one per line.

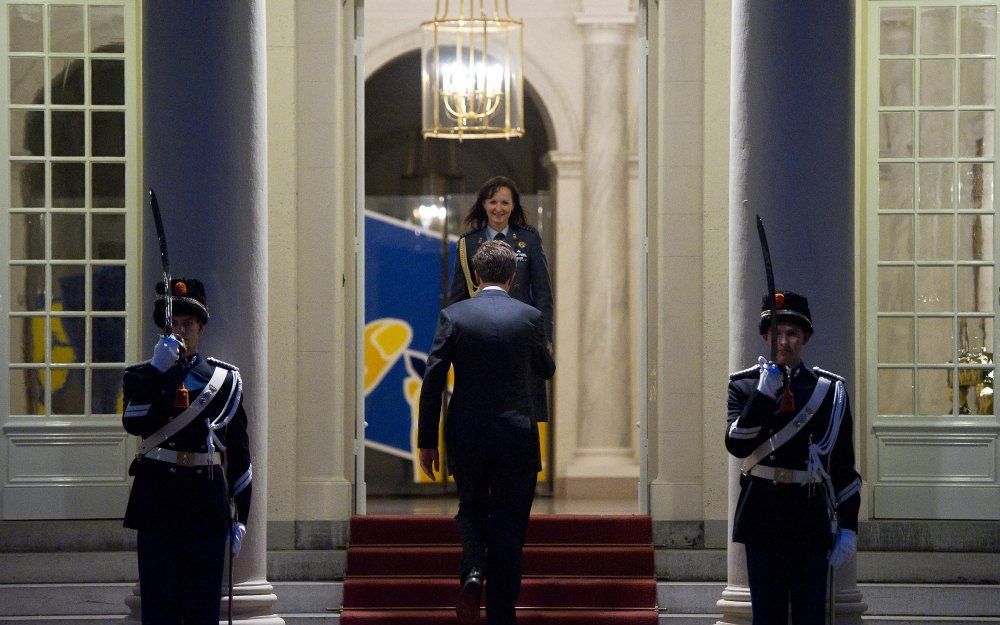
left=421, top=0, right=525, bottom=140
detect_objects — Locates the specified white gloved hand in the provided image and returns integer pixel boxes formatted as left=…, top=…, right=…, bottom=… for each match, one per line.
left=755, top=356, right=784, bottom=400
left=231, top=522, right=247, bottom=558
left=828, top=528, right=857, bottom=569
left=150, top=335, right=182, bottom=372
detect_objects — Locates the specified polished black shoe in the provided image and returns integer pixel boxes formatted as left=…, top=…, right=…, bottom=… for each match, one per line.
left=456, top=568, right=483, bottom=624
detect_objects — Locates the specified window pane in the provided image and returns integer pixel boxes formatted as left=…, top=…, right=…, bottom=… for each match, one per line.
left=10, top=265, right=46, bottom=312
left=9, top=5, right=43, bottom=52
left=918, top=317, right=953, bottom=363
left=918, top=368, right=952, bottom=415
left=10, top=109, right=44, bottom=156
left=958, top=111, right=994, bottom=158
left=9, top=213, right=45, bottom=260
left=878, top=368, right=913, bottom=415
left=92, top=111, right=124, bottom=156
left=880, top=214, right=913, bottom=261
left=958, top=266, right=993, bottom=313
left=881, top=59, right=913, bottom=106
left=958, top=214, right=993, bottom=261
left=52, top=111, right=85, bottom=156
left=50, top=5, right=84, bottom=53
left=880, top=112, right=914, bottom=158
left=920, top=59, right=953, bottom=106
left=92, top=317, right=124, bottom=362
left=960, top=368, right=994, bottom=416
left=961, top=6, right=997, bottom=55
left=959, top=162, right=993, bottom=210
left=920, top=7, right=956, bottom=55
left=918, top=163, right=954, bottom=210
left=50, top=58, right=84, bottom=105
left=52, top=214, right=86, bottom=259
left=92, top=215, right=125, bottom=259
left=960, top=59, right=995, bottom=106
left=916, top=214, right=953, bottom=261
left=53, top=317, right=85, bottom=364
left=52, top=265, right=86, bottom=311
left=880, top=163, right=914, bottom=210
left=10, top=161, right=45, bottom=208
left=92, top=266, right=125, bottom=311
left=881, top=8, right=914, bottom=55
left=879, top=317, right=914, bottom=363
left=919, top=111, right=954, bottom=158
left=89, top=6, right=124, bottom=53
left=917, top=266, right=952, bottom=312
left=10, top=368, right=45, bottom=415
left=880, top=266, right=914, bottom=312
left=92, top=162, right=125, bottom=208
left=91, top=59, right=124, bottom=105
left=959, top=316, right=993, bottom=355
left=52, top=162, right=85, bottom=208
left=92, top=367, right=123, bottom=414
left=10, top=57, right=44, bottom=104
left=51, top=368, right=84, bottom=415
left=10, top=317, right=44, bottom=364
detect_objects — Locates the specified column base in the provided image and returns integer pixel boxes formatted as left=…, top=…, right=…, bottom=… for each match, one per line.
left=560, top=448, right=639, bottom=498
left=715, top=584, right=752, bottom=625
left=124, top=581, right=285, bottom=624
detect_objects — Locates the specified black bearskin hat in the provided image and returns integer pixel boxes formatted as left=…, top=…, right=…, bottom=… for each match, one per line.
left=758, top=290, right=812, bottom=335
left=153, top=278, right=209, bottom=329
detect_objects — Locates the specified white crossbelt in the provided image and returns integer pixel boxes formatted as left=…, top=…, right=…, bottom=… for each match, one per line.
left=749, top=464, right=821, bottom=484
left=144, top=447, right=221, bottom=467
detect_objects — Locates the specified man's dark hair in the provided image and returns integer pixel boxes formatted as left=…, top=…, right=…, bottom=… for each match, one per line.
left=472, top=240, right=516, bottom=284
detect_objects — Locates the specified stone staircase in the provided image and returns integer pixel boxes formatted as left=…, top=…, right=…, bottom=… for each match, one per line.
left=1, top=519, right=998, bottom=624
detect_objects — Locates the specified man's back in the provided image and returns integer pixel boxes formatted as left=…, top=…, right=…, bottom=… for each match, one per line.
left=417, top=289, right=555, bottom=455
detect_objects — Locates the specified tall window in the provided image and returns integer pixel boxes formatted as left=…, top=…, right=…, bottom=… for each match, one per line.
left=868, top=2, right=999, bottom=519
left=1, top=1, right=135, bottom=519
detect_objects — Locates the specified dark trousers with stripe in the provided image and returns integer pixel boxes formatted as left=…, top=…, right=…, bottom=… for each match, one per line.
left=136, top=523, right=228, bottom=624
left=745, top=539, right=829, bottom=625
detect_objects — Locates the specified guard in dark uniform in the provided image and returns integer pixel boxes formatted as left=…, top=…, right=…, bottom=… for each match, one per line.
left=122, top=278, right=252, bottom=624
left=449, top=176, right=554, bottom=422
left=726, top=291, right=861, bottom=625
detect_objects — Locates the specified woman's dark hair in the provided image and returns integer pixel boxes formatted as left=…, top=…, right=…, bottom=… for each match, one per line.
left=463, top=176, right=527, bottom=230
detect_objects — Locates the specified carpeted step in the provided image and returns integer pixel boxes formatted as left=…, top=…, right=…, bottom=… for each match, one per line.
left=350, top=515, right=652, bottom=546
left=347, top=545, right=654, bottom=577
left=343, top=577, right=656, bottom=609
left=340, top=608, right=659, bottom=624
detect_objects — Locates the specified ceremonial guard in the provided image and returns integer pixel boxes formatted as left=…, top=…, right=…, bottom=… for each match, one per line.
left=449, top=176, right=554, bottom=421
left=122, top=278, right=252, bottom=624
left=726, top=291, right=862, bottom=625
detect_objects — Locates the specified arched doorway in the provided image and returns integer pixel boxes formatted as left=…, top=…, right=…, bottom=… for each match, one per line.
left=362, top=50, right=558, bottom=501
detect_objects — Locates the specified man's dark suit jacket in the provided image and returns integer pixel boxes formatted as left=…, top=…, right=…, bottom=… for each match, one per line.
left=418, top=288, right=556, bottom=472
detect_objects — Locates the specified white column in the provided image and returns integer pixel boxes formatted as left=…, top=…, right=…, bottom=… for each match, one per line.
left=719, top=3, right=863, bottom=624
left=127, top=2, right=281, bottom=623
left=564, top=1, right=639, bottom=492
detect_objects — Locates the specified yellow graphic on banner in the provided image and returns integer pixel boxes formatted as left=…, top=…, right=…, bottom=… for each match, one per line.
left=364, top=319, right=412, bottom=394
left=28, top=302, right=77, bottom=414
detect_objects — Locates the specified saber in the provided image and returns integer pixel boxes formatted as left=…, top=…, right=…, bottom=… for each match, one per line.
left=755, top=214, right=778, bottom=362
left=148, top=188, right=173, bottom=338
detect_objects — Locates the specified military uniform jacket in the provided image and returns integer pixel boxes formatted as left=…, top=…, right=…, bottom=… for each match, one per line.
left=726, top=362, right=861, bottom=548
left=448, top=224, right=553, bottom=342
left=122, top=354, right=252, bottom=531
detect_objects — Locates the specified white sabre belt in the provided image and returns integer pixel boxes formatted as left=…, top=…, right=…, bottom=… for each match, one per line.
left=138, top=366, right=229, bottom=456
left=740, top=376, right=832, bottom=475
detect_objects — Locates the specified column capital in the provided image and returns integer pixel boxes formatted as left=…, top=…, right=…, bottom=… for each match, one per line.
left=575, top=0, right=636, bottom=28
left=543, top=150, right=584, bottom=179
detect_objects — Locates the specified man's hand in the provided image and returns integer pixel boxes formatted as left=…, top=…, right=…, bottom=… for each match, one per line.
left=828, top=528, right=856, bottom=569
left=150, top=335, right=182, bottom=372
left=419, top=448, right=440, bottom=480
left=231, top=522, right=247, bottom=558
left=755, top=355, right=784, bottom=400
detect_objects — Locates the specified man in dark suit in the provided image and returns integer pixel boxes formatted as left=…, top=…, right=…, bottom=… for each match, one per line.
left=419, top=240, right=556, bottom=625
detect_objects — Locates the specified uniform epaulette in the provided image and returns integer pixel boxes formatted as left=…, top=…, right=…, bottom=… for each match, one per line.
left=207, top=357, right=239, bottom=372
left=125, top=359, right=152, bottom=371
left=729, top=364, right=761, bottom=380
left=812, top=366, right=844, bottom=382
left=459, top=229, right=479, bottom=239
left=516, top=224, right=537, bottom=233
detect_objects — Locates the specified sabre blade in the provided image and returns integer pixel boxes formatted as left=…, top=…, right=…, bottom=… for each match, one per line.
left=756, top=214, right=778, bottom=363
left=148, top=188, right=173, bottom=338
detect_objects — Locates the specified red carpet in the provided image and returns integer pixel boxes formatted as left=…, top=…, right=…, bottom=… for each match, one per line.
left=341, top=514, right=658, bottom=624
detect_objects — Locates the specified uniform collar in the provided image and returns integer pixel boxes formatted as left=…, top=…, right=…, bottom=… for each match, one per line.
left=485, top=224, right=510, bottom=240
left=789, top=362, right=816, bottom=382
left=477, top=286, right=509, bottom=297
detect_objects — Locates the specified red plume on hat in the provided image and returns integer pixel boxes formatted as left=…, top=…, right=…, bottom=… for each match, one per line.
left=153, top=278, right=209, bottom=329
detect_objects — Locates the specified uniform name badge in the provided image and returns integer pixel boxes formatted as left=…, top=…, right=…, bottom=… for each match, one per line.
left=515, top=250, right=528, bottom=262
